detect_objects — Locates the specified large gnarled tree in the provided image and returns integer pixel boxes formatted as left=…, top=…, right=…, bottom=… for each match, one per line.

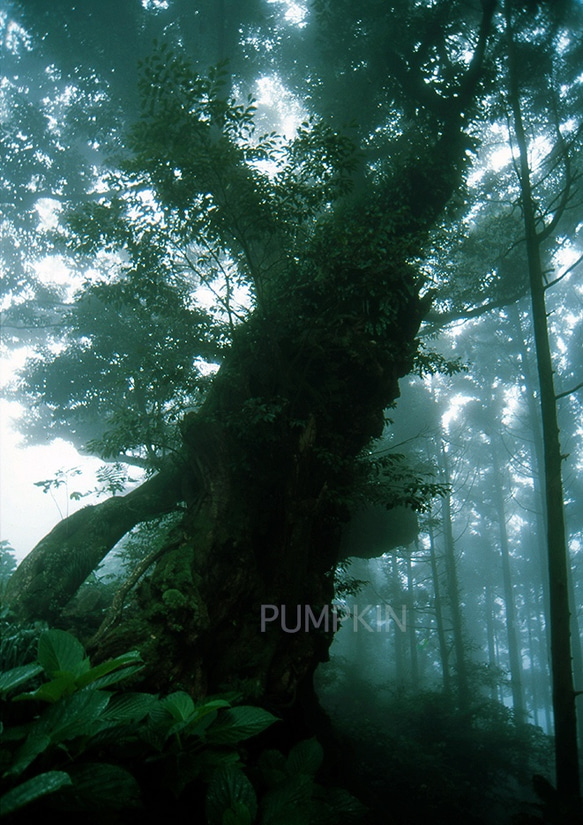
left=5, top=1, right=497, bottom=731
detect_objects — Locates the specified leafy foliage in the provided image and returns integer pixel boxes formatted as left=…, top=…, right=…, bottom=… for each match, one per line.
left=0, top=626, right=278, bottom=820
left=0, top=611, right=46, bottom=673
left=206, top=737, right=365, bottom=825
left=8, top=39, right=364, bottom=474
left=0, top=544, right=18, bottom=592
left=0, top=624, right=365, bottom=822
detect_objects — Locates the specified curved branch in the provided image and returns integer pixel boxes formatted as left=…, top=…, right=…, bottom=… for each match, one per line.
left=421, top=288, right=526, bottom=333
left=5, top=461, right=187, bottom=621
left=556, top=380, right=583, bottom=402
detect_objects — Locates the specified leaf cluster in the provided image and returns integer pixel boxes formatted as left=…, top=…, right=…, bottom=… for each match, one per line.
left=206, top=737, right=365, bottom=825
left=0, top=628, right=277, bottom=819
left=355, top=451, right=448, bottom=514
left=0, top=626, right=365, bottom=823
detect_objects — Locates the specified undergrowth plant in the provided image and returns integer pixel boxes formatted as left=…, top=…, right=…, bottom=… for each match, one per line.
left=0, top=626, right=365, bottom=824
left=0, top=628, right=276, bottom=821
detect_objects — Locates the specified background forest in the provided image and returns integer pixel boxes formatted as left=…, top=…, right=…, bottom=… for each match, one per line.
left=0, top=1, right=582, bottom=824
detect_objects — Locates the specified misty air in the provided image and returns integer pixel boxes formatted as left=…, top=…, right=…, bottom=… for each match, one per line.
left=0, top=2, right=582, bottom=824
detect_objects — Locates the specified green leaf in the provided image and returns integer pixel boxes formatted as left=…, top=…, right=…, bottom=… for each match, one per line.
left=55, top=762, right=141, bottom=810
left=321, top=787, right=368, bottom=822
left=5, top=733, right=52, bottom=776
left=0, top=663, right=43, bottom=696
left=206, top=706, right=278, bottom=745
left=285, top=737, right=323, bottom=777
left=37, top=630, right=88, bottom=677
left=197, top=698, right=233, bottom=713
left=0, top=771, right=72, bottom=816
left=35, top=690, right=111, bottom=743
left=18, top=671, right=78, bottom=702
left=222, top=802, right=253, bottom=825
left=160, top=690, right=195, bottom=722
left=100, top=692, right=157, bottom=723
left=8, top=690, right=112, bottom=775
left=256, top=748, right=287, bottom=788
left=260, top=774, right=313, bottom=825
left=81, top=664, right=144, bottom=691
left=186, top=709, right=220, bottom=738
left=174, top=699, right=233, bottom=739
left=205, top=766, right=258, bottom=825
left=258, top=749, right=286, bottom=772
left=74, top=650, right=143, bottom=689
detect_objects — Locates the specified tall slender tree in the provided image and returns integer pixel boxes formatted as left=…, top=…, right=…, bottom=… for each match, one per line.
left=503, top=0, right=581, bottom=812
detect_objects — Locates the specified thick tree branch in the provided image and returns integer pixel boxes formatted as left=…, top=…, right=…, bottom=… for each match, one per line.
left=5, top=460, right=187, bottom=621
left=421, top=289, right=525, bottom=334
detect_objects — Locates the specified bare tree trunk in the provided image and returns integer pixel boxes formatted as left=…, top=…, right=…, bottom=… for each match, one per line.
left=505, top=2, right=581, bottom=812
left=390, top=555, right=405, bottom=685
left=427, top=517, right=451, bottom=693
left=406, top=552, right=419, bottom=685
left=439, top=443, right=470, bottom=710
left=567, top=563, right=583, bottom=751
left=490, top=436, right=525, bottom=720
left=484, top=575, right=500, bottom=702
left=525, top=588, right=540, bottom=727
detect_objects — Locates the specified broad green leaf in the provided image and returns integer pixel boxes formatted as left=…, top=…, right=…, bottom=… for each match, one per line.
left=0, top=722, right=28, bottom=743
left=222, top=802, right=253, bottom=825
left=206, top=706, right=278, bottom=745
left=8, top=690, right=111, bottom=775
left=82, top=722, right=139, bottom=750
left=100, top=692, right=157, bottom=723
left=196, top=699, right=232, bottom=713
left=285, top=737, right=323, bottom=777
left=35, top=690, right=111, bottom=743
left=0, top=664, right=43, bottom=696
left=146, top=696, right=175, bottom=726
left=75, top=650, right=142, bottom=689
left=186, top=709, right=219, bottom=738
left=160, top=690, right=195, bottom=722
left=257, top=749, right=286, bottom=772
left=18, top=671, right=78, bottom=703
left=184, top=699, right=232, bottom=736
left=321, top=787, right=367, bottom=822
left=56, top=762, right=141, bottom=810
left=205, top=766, right=258, bottom=825
left=5, top=733, right=52, bottom=776
left=257, top=748, right=287, bottom=788
left=195, top=750, right=242, bottom=784
left=0, top=771, right=72, bottom=815
left=260, top=774, right=313, bottom=825
left=82, top=664, right=144, bottom=691
left=37, top=630, right=88, bottom=677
